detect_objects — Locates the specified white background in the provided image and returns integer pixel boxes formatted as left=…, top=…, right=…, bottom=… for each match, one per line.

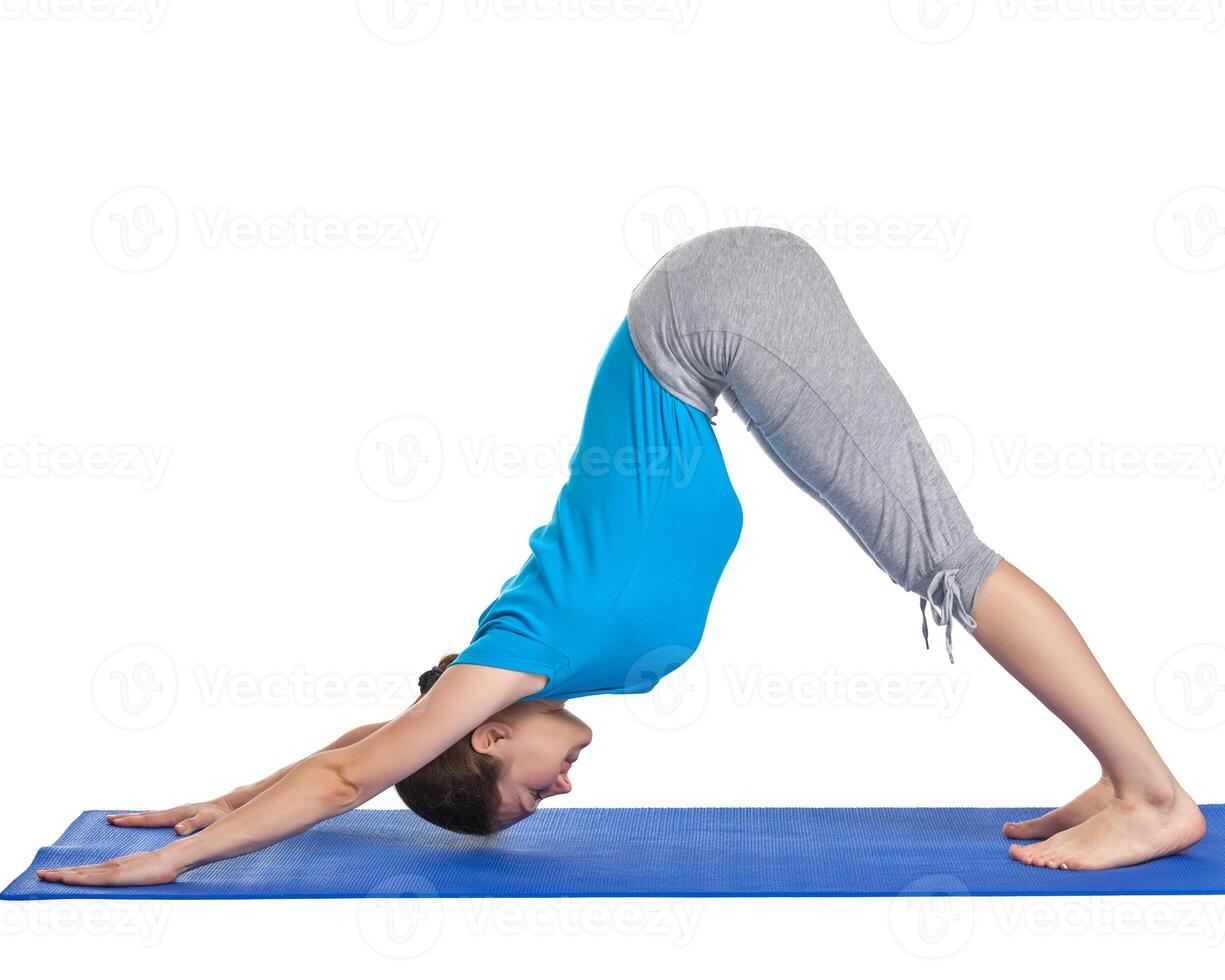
left=2, top=0, right=1223, bottom=972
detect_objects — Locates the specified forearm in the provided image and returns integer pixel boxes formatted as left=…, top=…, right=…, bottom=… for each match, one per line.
left=165, top=753, right=360, bottom=872
left=221, top=721, right=388, bottom=809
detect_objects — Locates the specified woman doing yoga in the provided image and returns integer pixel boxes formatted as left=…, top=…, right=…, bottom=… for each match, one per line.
left=38, top=227, right=1205, bottom=887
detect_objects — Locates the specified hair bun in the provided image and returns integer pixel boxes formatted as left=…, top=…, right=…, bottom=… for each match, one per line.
left=417, top=665, right=445, bottom=694
left=418, top=652, right=460, bottom=695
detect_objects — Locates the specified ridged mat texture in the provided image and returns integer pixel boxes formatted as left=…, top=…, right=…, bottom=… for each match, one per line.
left=3, top=806, right=1222, bottom=900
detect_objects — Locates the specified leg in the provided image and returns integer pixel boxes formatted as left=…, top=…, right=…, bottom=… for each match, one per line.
left=971, top=561, right=1205, bottom=869
left=726, top=348, right=1205, bottom=868
left=629, top=226, right=1205, bottom=869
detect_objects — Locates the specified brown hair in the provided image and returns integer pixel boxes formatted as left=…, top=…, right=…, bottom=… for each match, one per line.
left=394, top=652, right=504, bottom=835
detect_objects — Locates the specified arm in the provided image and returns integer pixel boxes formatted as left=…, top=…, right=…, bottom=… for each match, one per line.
left=37, top=663, right=543, bottom=887
left=105, top=720, right=391, bottom=835
left=224, top=720, right=391, bottom=807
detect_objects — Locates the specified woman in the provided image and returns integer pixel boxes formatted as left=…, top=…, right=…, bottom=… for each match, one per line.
left=38, top=226, right=1205, bottom=887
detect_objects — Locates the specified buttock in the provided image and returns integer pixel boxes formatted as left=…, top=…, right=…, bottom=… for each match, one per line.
left=627, top=226, right=832, bottom=420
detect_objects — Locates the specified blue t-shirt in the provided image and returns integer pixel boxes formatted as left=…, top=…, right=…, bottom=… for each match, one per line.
left=451, top=316, right=743, bottom=700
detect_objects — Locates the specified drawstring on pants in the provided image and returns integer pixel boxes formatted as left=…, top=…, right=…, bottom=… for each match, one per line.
left=918, top=568, right=975, bottom=665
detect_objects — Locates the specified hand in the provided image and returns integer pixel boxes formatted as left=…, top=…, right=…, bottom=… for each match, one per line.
left=107, top=798, right=235, bottom=836
left=36, top=849, right=181, bottom=888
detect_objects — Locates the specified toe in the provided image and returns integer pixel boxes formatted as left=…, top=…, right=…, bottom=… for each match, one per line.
left=1003, top=817, right=1048, bottom=840
left=1009, top=842, right=1041, bottom=864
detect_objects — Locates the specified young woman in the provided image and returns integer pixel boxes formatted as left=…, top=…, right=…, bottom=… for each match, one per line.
left=38, top=226, right=1205, bottom=888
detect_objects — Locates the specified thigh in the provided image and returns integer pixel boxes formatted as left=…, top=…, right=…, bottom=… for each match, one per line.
left=665, top=229, right=967, bottom=586
left=717, top=332, right=971, bottom=595
left=720, top=382, right=897, bottom=579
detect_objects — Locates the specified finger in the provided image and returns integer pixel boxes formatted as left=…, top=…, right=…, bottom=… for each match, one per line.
left=46, top=859, right=145, bottom=887
left=38, top=861, right=112, bottom=877
left=53, top=862, right=123, bottom=879
left=175, top=811, right=218, bottom=835
left=40, top=869, right=109, bottom=886
left=110, top=812, right=158, bottom=826
left=110, top=807, right=187, bottom=827
left=36, top=867, right=102, bottom=882
left=35, top=867, right=88, bottom=882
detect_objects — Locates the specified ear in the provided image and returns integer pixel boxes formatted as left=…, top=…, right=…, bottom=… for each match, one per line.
left=469, top=720, right=515, bottom=757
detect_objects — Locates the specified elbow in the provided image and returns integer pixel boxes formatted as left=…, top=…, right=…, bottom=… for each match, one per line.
left=318, top=762, right=363, bottom=812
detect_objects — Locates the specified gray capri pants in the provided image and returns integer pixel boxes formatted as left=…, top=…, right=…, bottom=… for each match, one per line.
left=626, top=226, right=1003, bottom=662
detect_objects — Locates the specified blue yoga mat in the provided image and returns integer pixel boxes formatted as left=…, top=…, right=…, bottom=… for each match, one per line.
left=3, top=806, right=1221, bottom=900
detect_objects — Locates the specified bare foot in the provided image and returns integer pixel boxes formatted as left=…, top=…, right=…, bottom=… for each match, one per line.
left=1008, top=786, right=1206, bottom=871
left=1003, top=774, right=1114, bottom=840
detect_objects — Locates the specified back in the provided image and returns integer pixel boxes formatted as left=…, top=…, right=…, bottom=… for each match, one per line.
left=450, top=317, right=743, bottom=700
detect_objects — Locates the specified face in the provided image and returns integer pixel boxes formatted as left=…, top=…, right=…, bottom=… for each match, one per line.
left=471, top=699, right=593, bottom=831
